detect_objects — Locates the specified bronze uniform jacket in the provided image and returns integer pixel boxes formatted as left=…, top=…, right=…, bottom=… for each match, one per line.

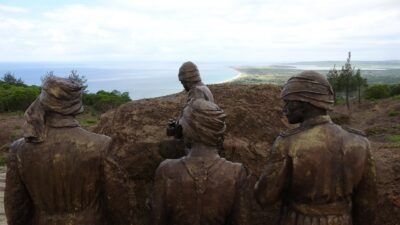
left=151, top=156, right=251, bottom=225
left=5, top=118, right=133, bottom=225
left=255, top=115, right=377, bottom=225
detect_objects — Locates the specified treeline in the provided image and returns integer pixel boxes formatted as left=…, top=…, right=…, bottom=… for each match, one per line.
left=0, top=71, right=131, bottom=113
left=327, top=52, right=400, bottom=109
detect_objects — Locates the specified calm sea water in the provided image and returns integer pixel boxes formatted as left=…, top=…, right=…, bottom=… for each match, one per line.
left=0, top=62, right=238, bottom=100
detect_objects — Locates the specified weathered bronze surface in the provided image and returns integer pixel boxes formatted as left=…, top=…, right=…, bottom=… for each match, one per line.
left=153, top=99, right=251, bottom=225
left=167, top=61, right=214, bottom=137
left=255, top=71, right=377, bottom=225
left=5, top=76, right=133, bottom=225
left=165, top=61, right=215, bottom=156
left=178, top=61, right=214, bottom=103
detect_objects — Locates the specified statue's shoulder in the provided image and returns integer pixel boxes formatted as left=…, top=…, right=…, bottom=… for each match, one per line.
left=157, top=158, right=183, bottom=174
left=341, top=125, right=366, bottom=137
left=9, top=138, right=26, bottom=153
left=75, top=127, right=112, bottom=144
left=189, top=85, right=213, bottom=101
left=279, top=126, right=306, bottom=138
left=218, top=157, right=243, bottom=171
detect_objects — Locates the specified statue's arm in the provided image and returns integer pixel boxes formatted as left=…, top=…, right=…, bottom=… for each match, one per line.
left=102, top=139, right=135, bottom=225
left=4, top=146, right=34, bottom=225
left=352, top=143, right=377, bottom=225
left=230, top=165, right=252, bottom=225
left=254, top=137, right=288, bottom=207
left=151, top=162, right=169, bottom=225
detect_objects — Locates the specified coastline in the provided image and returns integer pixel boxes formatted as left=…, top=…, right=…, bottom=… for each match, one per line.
left=218, top=73, right=243, bottom=83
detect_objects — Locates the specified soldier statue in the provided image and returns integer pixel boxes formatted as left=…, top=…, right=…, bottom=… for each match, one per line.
left=166, top=61, right=214, bottom=139
left=5, top=76, right=133, bottom=225
left=163, top=61, right=215, bottom=158
left=153, top=99, right=250, bottom=225
left=254, top=71, right=377, bottom=225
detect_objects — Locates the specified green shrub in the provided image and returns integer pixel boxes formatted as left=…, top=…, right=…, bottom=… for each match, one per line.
left=364, top=84, right=391, bottom=100
left=0, top=155, right=5, bottom=166
left=0, top=83, right=40, bottom=112
left=388, top=109, right=400, bottom=117
left=0, top=82, right=131, bottom=113
left=388, top=135, right=400, bottom=143
left=83, top=90, right=131, bottom=112
left=389, top=84, right=400, bottom=96
left=365, top=126, right=388, bottom=136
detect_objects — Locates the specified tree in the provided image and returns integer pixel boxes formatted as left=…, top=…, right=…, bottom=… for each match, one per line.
left=327, top=65, right=342, bottom=104
left=353, top=68, right=368, bottom=103
left=68, top=70, right=88, bottom=92
left=41, top=71, right=55, bottom=84
left=1, top=72, right=24, bottom=85
left=339, top=52, right=357, bottom=111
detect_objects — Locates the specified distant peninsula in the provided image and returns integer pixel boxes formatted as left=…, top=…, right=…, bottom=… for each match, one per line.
left=229, top=60, right=400, bottom=85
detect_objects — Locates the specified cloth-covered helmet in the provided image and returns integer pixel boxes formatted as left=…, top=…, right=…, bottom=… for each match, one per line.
left=178, top=61, right=201, bottom=83
left=281, top=70, right=334, bottom=110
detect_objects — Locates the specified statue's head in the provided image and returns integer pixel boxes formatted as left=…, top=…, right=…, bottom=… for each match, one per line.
left=281, top=70, right=334, bottom=124
left=178, top=61, right=202, bottom=91
left=39, top=76, right=84, bottom=115
left=179, top=99, right=226, bottom=147
left=24, top=76, right=84, bottom=142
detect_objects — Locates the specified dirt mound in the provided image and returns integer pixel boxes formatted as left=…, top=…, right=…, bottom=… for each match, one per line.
left=95, top=83, right=400, bottom=225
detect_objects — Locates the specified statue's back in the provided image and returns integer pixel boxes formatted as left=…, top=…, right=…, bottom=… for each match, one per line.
left=8, top=124, right=111, bottom=225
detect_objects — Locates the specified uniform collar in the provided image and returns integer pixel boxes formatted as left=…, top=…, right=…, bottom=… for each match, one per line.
left=46, top=114, right=80, bottom=128
left=300, top=115, right=332, bottom=128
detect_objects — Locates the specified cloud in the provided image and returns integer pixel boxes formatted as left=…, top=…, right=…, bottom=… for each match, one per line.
left=0, top=4, right=28, bottom=13
left=0, top=0, right=399, bottom=62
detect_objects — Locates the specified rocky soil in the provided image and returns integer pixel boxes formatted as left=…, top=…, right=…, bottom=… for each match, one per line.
left=94, top=83, right=400, bottom=225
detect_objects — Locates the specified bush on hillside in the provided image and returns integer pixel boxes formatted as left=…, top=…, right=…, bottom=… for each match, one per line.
left=389, top=84, right=400, bottom=96
left=0, top=83, right=40, bottom=112
left=364, top=84, right=391, bottom=100
left=83, top=90, right=131, bottom=112
left=0, top=81, right=131, bottom=113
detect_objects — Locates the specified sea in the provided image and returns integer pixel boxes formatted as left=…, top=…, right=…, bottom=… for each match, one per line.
left=1, top=60, right=399, bottom=100
left=0, top=61, right=239, bottom=100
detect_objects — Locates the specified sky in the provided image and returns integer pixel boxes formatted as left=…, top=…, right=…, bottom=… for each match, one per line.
left=0, top=0, right=399, bottom=62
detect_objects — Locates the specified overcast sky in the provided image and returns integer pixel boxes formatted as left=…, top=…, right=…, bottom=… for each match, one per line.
left=0, top=0, right=399, bottom=62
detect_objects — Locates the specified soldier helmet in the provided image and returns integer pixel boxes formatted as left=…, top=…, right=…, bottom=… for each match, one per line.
left=281, top=70, right=334, bottom=110
left=24, top=76, right=84, bottom=143
left=178, top=61, right=201, bottom=83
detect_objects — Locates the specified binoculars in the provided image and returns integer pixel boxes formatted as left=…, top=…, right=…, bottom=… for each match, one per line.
left=166, top=119, right=183, bottom=139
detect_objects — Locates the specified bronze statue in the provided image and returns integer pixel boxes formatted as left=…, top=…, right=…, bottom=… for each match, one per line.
left=153, top=99, right=250, bottom=225
left=5, top=76, right=133, bottom=225
left=254, top=71, right=377, bottom=225
left=167, top=61, right=214, bottom=139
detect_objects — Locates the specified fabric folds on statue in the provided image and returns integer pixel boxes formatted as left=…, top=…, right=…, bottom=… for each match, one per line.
left=23, top=77, right=84, bottom=143
left=281, top=71, right=334, bottom=110
left=178, top=61, right=202, bottom=82
left=179, top=99, right=226, bottom=146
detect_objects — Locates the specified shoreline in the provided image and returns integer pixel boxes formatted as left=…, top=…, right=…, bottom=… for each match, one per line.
left=217, top=73, right=242, bottom=83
